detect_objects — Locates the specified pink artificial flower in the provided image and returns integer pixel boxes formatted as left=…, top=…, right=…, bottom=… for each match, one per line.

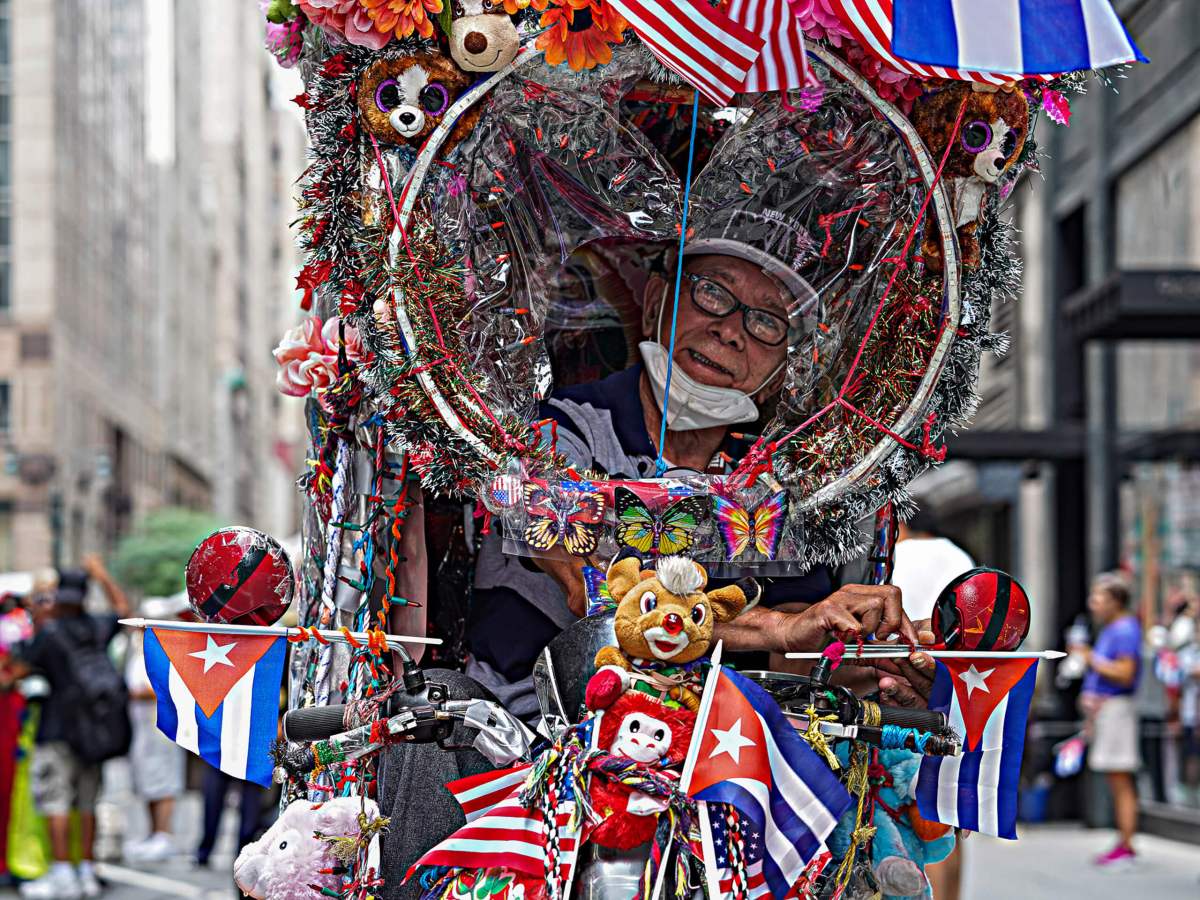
left=264, top=17, right=305, bottom=68
left=273, top=316, right=364, bottom=398
left=1041, top=88, right=1072, bottom=127
left=296, top=0, right=391, bottom=49
left=790, top=0, right=853, bottom=47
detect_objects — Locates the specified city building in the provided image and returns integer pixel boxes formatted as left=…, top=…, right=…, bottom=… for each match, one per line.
left=1, top=0, right=305, bottom=572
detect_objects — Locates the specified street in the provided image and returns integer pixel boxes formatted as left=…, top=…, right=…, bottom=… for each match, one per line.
left=965, top=825, right=1199, bottom=900
left=1, top=809, right=1194, bottom=900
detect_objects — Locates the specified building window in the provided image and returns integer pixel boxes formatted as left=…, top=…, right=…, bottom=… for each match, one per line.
left=0, top=382, right=9, bottom=434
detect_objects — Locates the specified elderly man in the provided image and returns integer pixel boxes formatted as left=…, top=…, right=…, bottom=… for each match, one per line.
left=376, top=207, right=933, bottom=899
left=467, top=208, right=927, bottom=716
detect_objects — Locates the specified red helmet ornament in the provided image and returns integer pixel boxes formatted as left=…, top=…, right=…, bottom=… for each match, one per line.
left=185, top=527, right=294, bottom=627
left=931, top=567, right=1030, bottom=652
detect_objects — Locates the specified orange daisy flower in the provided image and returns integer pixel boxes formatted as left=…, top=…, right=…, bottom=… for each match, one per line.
left=536, top=0, right=625, bottom=71
left=499, top=0, right=548, bottom=13
left=359, top=0, right=443, bottom=40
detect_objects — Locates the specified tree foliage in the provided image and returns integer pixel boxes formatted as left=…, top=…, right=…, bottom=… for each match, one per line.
left=110, top=507, right=222, bottom=597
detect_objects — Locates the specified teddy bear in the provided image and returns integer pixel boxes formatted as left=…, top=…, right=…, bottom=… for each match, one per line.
left=447, top=0, right=522, bottom=72
left=588, top=691, right=696, bottom=850
left=234, top=796, right=382, bottom=900
left=911, top=83, right=1030, bottom=270
left=585, top=554, right=757, bottom=712
left=357, top=53, right=481, bottom=154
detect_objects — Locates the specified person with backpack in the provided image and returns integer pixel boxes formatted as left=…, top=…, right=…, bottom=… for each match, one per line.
left=14, top=555, right=132, bottom=899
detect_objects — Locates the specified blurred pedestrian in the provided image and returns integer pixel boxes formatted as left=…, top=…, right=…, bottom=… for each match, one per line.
left=13, top=555, right=132, bottom=899
left=891, top=505, right=974, bottom=622
left=123, top=609, right=185, bottom=864
left=1073, top=571, right=1142, bottom=868
left=194, top=764, right=265, bottom=869
left=891, top=505, right=973, bottom=900
left=1174, top=596, right=1200, bottom=807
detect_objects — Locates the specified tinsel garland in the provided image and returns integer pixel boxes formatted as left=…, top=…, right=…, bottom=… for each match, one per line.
left=291, top=23, right=1039, bottom=563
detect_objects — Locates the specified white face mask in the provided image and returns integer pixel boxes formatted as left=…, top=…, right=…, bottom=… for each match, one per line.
left=639, top=340, right=760, bottom=431
left=638, top=284, right=785, bottom=432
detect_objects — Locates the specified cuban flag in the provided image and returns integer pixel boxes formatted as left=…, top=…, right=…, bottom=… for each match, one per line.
left=144, top=628, right=287, bottom=787
left=891, top=0, right=1147, bottom=76
left=915, top=658, right=1038, bottom=839
left=684, top=666, right=851, bottom=900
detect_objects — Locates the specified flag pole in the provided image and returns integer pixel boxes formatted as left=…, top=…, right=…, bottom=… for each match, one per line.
left=119, top=617, right=442, bottom=652
left=784, top=649, right=1065, bottom=660
left=664, top=640, right=725, bottom=900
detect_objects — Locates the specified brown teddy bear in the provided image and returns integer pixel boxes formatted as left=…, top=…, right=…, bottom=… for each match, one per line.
left=912, top=83, right=1030, bottom=269
left=356, top=53, right=481, bottom=155
left=586, top=555, right=757, bottom=712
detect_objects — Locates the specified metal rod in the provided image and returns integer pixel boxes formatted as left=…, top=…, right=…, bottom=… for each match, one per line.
left=119, top=617, right=442, bottom=651
left=785, top=649, right=1065, bottom=660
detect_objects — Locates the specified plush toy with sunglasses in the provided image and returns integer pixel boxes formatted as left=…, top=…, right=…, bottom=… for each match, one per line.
left=912, top=83, right=1030, bottom=270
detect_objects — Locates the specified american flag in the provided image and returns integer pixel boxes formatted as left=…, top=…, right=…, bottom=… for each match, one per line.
left=703, top=803, right=770, bottom=899
left=605, top=0, right=765, bottom=105
left=827, top=0, right=1056, bottom=85
left=446, top=763, right=532, bottom=822
left=408, top=780, right=579, bottom=882
left=727, top=0, right=807, bottom=94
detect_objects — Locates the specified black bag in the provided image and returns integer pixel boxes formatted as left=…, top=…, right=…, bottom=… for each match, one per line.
left=52, top=619, right=132, bottom=764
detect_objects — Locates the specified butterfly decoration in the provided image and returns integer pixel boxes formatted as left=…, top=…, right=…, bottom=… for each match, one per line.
left=711, top=490, right=788, bottom=561
left=522, top=482, right=607, bottom=557
left=613, top=486, right=708, bottom=558
left=582, top=565, right=617, bottom=616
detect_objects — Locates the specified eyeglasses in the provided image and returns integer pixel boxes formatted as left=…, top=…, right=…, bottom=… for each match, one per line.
left=684, top=272, right=790, bottom=346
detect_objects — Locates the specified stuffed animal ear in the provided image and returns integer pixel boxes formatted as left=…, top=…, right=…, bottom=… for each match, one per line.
left=606, top=556, right=644, bottom=600
left=705, top=584, right=749, bottom=623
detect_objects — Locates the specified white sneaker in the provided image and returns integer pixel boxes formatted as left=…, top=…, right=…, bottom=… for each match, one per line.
left=20, top=865, right=82, bottom=899
left=126, top=831, right=175, bottom=863
left=78, top=868, right=102, bottom=899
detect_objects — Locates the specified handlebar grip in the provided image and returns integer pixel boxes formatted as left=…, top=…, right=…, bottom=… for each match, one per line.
left=283, top=704, right=351, bottom=743
left=874, top=704, right=948, bottom=732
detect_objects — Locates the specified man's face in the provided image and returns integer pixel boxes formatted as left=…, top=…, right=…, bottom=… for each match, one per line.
left=644, top=254, right=790, bottom=395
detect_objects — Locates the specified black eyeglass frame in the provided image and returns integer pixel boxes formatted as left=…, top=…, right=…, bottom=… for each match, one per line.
left=682, top=271, right=791, bottom=347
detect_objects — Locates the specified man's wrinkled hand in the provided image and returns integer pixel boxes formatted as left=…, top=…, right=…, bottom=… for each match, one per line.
left=783, top=583, right=919, bottom=651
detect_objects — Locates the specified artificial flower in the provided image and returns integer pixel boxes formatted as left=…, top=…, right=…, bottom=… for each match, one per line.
left=273, top=316, right=365, bottom=398
left=359, top=0, right=444, bottom=41
left=536, top=0, right=626, bottom=72
left=791, top=0, right=854, bottom=47
left=296, top=0, right=387, bottom=49
left=500, top=0, right=548, bottom=12
left=1041, top=88, right=1072, bottom=127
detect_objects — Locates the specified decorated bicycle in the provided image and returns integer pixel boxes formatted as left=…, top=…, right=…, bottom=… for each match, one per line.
left=123, top=1, right=1146, bottom=898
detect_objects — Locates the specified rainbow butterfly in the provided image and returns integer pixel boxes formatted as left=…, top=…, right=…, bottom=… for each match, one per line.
left=522, top=482, right=607, bottom=557
left=613, top=487, right=708, bottom=557
left=712, top=490, right=788, bottom=561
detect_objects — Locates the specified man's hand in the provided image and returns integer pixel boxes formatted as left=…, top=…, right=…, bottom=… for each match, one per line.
left=854, top=620, right=937, bottom=707
left=533, top=553, right=590, bottom=618
left=782, top=584, right=919, bottom=650
left=716, top=584, right=918, bottom=654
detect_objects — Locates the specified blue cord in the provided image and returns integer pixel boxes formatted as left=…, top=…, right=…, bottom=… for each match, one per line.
left=881, top=724, right=932, bottom=753
left=654, top=90, right=701, bottom=477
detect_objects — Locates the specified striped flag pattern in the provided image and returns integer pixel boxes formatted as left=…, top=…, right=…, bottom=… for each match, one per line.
left=727, top=0, right=807, bottom=93
left=687, top=667, right=852, bottom=899
left=703, top=804, right=770, bottom=898
left=144, top=628, right=287, bottom=787
left=828, top=0, right=1055, bottom=85
left=605, top=0, right=765, bottom=105
left=409, top=790, right=579, bottom=881
left=892, top=0, right=1146, bottom=76
left=915, top=658, right=1039, bottom=839
left=446, top=763, right=533, bottom=822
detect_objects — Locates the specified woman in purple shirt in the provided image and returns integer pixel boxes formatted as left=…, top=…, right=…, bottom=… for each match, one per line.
left=1071, top=572, right=1141, bottom=867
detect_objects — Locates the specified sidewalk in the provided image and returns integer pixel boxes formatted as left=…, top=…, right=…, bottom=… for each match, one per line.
left=964, top=824, right=1199, bottom=900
